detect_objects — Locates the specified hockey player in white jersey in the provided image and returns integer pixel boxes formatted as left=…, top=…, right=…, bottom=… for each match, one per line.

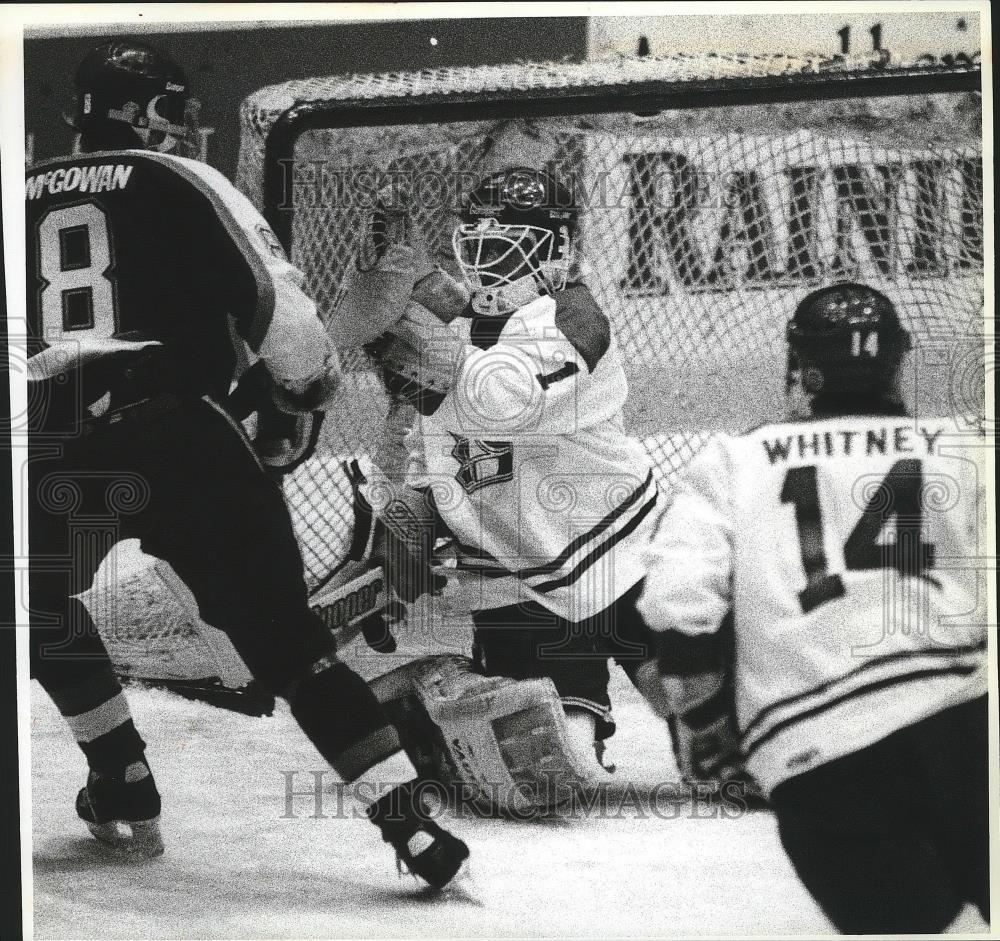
left=352, top=168, right=661, bottom=804
left=636, top=282, right=989, bottom=934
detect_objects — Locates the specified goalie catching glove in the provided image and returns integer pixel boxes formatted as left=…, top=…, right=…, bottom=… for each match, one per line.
left=326, top=193, right=471, bottom=411
left=367, top=266, right=471, bottom=415
left=328, top=244, right=423, bottom=349
left=272, top=352, right=342, bottom=415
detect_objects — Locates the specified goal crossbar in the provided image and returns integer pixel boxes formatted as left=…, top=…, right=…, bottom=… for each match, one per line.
left=252, top=53, right=981, bottom=243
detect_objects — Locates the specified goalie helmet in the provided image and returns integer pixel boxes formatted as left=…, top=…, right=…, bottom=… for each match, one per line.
left=453, top=167, right=577, bottom=316
left=786, top=282, right=911, bottom=413
left=70, top=39, right=201, bottom=157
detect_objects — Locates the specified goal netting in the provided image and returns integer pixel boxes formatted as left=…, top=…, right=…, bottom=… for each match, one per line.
left=237, top=51, right=983, bottom=580
left=93, top=51, right=985, bottom=692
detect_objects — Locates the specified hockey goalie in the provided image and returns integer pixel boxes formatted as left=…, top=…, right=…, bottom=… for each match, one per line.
left=328, top=165, right=665, bottom=814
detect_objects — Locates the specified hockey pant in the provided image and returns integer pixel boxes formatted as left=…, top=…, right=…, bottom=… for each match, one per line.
left=471, top=580, right=656, bottom=739
left=770, top=695, right=989, bottom=934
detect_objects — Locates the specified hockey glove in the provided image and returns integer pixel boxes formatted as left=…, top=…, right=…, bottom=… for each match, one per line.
left=635, top=621, right=749, bottom=789
left=364, top=465, right=446, bottom=603
left=272, top=352, right=342, bottom=414
left=368, top=267, right=471, bottom=415
left=328, top=243, right=425, bottom=349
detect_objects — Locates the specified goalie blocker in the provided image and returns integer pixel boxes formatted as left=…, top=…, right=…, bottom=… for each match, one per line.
left=309, top=461, right=448, bottom=653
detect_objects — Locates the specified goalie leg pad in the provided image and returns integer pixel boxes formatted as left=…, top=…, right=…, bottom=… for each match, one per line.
left=368, top=655, right=613, bottom=815
left=413, top=655, right=608, bottom=815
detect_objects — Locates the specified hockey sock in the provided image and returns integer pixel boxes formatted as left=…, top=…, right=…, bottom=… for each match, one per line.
left=355, top=752, right=420, bottom=809
left=285, top=655, right=404, bottom=783
left=43, top=664, right=148, bottom=774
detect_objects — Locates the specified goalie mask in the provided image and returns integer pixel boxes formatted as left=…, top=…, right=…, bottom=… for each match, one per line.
left=453, top=168, right=577, bottom=316
left=786, top=282, right=911, bottom=415
left=70, top=39, right=202, bottom=157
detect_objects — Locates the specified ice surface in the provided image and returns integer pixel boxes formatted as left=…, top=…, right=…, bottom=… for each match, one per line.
left=30, top=665, right=831, bottom=938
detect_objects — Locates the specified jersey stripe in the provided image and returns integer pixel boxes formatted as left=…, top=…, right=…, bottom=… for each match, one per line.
left=740, top=639, right=987, bottom=746
left=455, top=491, right=657, bottom=602
left=534, top=493, right=658, bottom=593
left=454, top=542, right=508, bottom=573
left=136, top=152, right=276, bottom=349
left=455, top=470, right=655, bottom=581
left=536, top=361, right=580, bottom=390
left=742, top=662, right=981, bottom=761
left=200, top=395, right=263, bottom=471
left=27, top=339, right=162, bottom=379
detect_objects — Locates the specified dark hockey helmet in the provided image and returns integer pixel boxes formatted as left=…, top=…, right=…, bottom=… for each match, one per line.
left=786, top=282, right=911, bottom=401
left=453, top=167, right=578, bottom=315
left=71, top=39, right=201, bottom=155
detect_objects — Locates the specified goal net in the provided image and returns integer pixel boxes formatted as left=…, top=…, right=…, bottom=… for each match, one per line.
left=92, top=51, right=985, bottom=693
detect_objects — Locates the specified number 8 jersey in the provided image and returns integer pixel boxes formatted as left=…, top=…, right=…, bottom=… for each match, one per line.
left=25, top=150, right=329, bottom=401
left=638, top=414, right=989, bottom=795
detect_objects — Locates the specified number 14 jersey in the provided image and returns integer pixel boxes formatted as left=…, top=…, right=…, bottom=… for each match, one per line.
left=638, top=414, right=989, bottom=794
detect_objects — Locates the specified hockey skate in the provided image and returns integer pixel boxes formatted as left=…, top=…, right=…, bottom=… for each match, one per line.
left=366, top=781, right=469, bottom=890
left=75, top=760, right=164, bottom=858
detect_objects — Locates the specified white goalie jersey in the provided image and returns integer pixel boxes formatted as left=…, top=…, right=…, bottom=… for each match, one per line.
left=410, top=291, right=660, bottom=622
left=638, top=415, right=989, bottom=795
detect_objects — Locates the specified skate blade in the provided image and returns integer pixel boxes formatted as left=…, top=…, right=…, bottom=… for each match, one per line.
left=415, top=860, right=481, bottom=904
left=439, top=859, right=481, bottom=904
left=86, top=816, right=164, bottom=859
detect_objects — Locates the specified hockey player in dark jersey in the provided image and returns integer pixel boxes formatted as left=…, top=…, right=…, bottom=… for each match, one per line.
left=26, top=39, right=469, bottom=886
